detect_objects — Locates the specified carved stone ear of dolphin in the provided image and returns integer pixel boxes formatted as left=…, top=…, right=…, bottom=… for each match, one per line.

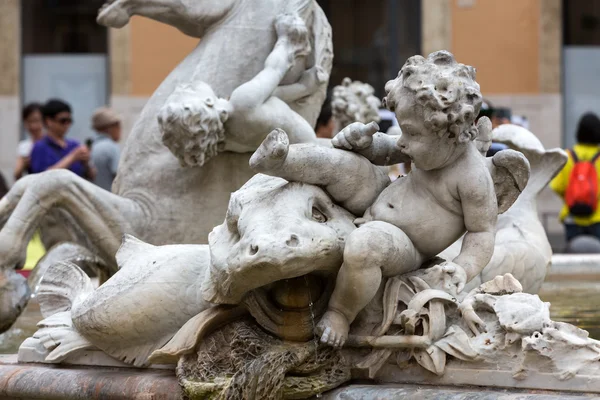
left=492, top=124, right=568, bottom=198
left=486, top=149, right=530, bottom=214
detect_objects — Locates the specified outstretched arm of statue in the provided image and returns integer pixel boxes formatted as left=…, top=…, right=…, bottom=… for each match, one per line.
left=332, top=122, right=410, bottom=166
left=250, top=129, right=389, bottom=216
left=229, top=15, right=311, bottom=112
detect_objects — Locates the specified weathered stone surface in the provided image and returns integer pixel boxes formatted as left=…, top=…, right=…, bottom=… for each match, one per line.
left=0, top=355, right=181, bottom=400
left=323, top=384, right=600, bottom=399
left=376, top=363, right=600, bottom=395
left=4, top=358, right=595, bottom=400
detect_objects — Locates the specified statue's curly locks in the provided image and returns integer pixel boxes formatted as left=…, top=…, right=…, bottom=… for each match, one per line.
left=383, top=51, right=483, bottom=143
left=331, top=77, right=381, bottom=128
left=158, top=82, right=228, bottom=168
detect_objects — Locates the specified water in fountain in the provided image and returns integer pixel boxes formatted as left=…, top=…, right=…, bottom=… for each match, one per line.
left=305, top=275, right=322, bottom=398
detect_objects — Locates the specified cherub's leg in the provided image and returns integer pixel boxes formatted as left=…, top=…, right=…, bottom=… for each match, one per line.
left=228, top=15, right=311, bottom=111
left=250, top=129, right=389, bottom=216
left=317, top=221, right=424, bottom=347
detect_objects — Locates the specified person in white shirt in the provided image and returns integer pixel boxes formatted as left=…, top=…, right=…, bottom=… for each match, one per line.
left=14, top=103, right=44, bottom=181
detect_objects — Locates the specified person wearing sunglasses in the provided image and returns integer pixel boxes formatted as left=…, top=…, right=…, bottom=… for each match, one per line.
left=29, top=99, right=95, bottom=180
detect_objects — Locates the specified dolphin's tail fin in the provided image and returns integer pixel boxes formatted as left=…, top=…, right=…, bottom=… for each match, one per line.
left=22, top=261, right=96, bottom=363
left=32, top=311, right=95, bottom=362
left=36, top=261, right=94, bottom=318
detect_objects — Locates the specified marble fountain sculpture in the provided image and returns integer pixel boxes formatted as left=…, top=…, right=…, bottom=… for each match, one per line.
left=0, top=0, right=333, bottom=332
left=16, top=50, right=598, bottom=400
left=331, top=77, right=382, bottom=131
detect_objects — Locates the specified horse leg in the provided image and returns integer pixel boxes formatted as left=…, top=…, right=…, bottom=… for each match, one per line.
left=0, top=171, right=145, bottom=332
left=97, top=0, right=236, bottom=37
left=0, top=170, right=144, bottom=271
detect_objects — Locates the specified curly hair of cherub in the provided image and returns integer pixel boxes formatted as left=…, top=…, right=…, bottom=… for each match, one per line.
left=383, top=50, right=483, bottom=142
left=158, top=83, right=228, bottom=168
left=331, top=77, right=381, bottom=128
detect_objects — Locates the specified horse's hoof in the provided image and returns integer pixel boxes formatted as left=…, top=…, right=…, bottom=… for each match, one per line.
left=97, top=0, right=130, bottom=28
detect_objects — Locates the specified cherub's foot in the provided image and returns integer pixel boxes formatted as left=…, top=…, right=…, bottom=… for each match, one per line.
left=316, top=310, right=350, bottom=348
left=274, top=14, right=311, bottom=58
left=249, top=129, right=290, bottom=171
left=97, top=0, right=131, bottom=28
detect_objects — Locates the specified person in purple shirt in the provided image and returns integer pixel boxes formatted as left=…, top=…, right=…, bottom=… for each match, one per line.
left=30, top=99, right=95, bottom=180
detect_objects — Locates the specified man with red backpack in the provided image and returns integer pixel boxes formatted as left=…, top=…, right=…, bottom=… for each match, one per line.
left=551, top=112, right=600, bottom=242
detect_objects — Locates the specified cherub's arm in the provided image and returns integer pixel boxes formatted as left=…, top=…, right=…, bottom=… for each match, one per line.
left=229, top=15, right=310, bottom=112
left=272, top=66, right=328, bottom=103
left=454, top=172, right=497, bottom=283
left=332, top=122, right=410, bottom=166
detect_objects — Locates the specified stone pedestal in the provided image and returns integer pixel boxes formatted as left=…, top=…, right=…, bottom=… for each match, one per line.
left=376, top=363, right=600, bottom=395
left=323, top=384, right=598, bottom=400
left=2, top=354, right=597, bottom=400
left=0, top=355, right=181, bottom=400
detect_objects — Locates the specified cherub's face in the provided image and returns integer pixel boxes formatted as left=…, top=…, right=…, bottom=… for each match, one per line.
left=394, top=90, right=465, bottom=171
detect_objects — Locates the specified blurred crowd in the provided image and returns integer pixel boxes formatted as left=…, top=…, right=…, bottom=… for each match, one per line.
left=0, top=99, right=123, bottom=272
left=9, top=100, right=122, bottom=191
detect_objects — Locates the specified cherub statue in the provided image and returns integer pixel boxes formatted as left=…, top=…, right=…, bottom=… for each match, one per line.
left=331, top=77, right=381, bottom=130
left=158, top=14, right=328, bottom=167
left=251, top=51, right=527, bottom=348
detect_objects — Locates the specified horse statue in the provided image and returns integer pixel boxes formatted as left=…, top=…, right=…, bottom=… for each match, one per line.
left=0, top=0, right=332, bottom=332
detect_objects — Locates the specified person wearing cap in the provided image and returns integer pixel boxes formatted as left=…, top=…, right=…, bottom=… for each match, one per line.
left=90, top=107, right=122, bottom=192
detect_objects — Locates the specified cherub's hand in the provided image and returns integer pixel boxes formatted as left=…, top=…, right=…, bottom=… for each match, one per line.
left=297, top=66, right=328, bottom=93
left=460, top=306, right=487, bottom=336
left=441, top=261, right=467, bottom=296
left=332, top=121, right=379, bottom=151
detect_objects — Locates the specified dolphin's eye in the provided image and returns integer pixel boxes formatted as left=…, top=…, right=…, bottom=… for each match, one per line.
left=312, top=207, right=327, bottom=223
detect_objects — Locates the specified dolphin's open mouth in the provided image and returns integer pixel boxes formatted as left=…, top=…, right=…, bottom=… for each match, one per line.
left=242, top=273, right=334, bottom=342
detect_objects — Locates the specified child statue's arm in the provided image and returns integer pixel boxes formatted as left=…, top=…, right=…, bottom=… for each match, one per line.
left=453, top=174, right=498, bottom=285
left=332, top=122, right=410, bottom=166
left=273, top=66, right=329, bottom=103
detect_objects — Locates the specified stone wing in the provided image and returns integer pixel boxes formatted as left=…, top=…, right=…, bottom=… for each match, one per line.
left=486, top=149, right=530, bottom=214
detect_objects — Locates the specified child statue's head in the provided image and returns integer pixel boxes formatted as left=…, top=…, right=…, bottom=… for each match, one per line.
left=383, top=51, right=483, bottom=170
left=158, top=82, right=230, bottom=167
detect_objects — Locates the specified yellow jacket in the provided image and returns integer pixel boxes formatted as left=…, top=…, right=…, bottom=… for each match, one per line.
left=550, top=143, right=600, bottom=226
left=23, top=231, right=45, bottom=271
